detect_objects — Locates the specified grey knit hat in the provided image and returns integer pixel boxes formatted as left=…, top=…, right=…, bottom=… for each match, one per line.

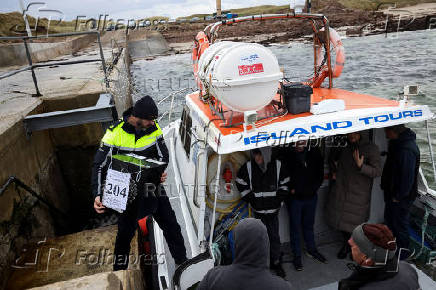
left=351, top=223, right=397, bottom=264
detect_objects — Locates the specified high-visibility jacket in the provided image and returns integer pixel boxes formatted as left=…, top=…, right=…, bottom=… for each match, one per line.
left=91, top=109, right=168, bottom=198
left=235, top=158, right=290, bottom=214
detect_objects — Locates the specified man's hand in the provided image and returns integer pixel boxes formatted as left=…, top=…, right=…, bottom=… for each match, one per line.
left=94, top=196, right=106, bottom=213
left=161, top=172, right=168, bottom=183
left=353, top=149, right=364, bottom=169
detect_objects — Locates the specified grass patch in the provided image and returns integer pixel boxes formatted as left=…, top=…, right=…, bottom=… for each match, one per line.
left=182, top=0, right=435, bottom=20
left=337, top=0, right=436, bottom=11
left=180, top=5, right=290, bottom=19
left=0, top=12, right=85, bottom=37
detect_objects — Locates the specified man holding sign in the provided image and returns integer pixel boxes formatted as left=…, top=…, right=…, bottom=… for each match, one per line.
left=91, top=95, right=187, bottom=270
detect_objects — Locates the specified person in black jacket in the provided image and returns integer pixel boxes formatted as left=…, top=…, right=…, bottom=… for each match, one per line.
left=381, top=125, right=420, bottom=260
left=91, top=96, right=187, bottom=270
left=339, top=223, right=419, bottom=290
left=236, top=147, right=291, bottom=277
left=198, top=218, right=291, bottom=290
left=283, top=140, right=326, bottom=271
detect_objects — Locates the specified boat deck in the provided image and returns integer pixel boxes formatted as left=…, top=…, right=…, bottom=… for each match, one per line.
left=280, top=242, right=350, bottom=289
left=161, top=129, right=436, bottom=289
left=187, top=88, right=399, bottom=137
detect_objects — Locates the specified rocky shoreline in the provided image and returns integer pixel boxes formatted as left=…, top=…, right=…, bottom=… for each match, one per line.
left=162, top=3, right=436, bottom=54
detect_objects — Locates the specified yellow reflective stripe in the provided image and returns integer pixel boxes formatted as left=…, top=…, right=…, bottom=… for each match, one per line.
left=112, top=154, right=147, bottom=167
left=102, top=121, right=163, bottom=150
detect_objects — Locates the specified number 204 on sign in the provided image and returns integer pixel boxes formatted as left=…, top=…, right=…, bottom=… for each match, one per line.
left=102, top=169, right=131, bottom=213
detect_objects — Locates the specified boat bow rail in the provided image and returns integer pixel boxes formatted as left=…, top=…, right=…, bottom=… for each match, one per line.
left=204, top=12, right=335, bottom=88
left=184, top=89, right=434, bottom=155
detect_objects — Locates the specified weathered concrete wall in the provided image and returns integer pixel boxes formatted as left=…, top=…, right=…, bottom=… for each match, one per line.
left=127, top=30, right=170, bottom=60
left=0, top=105, right=70, bottom=290
left=0, top=33, right=97, bottom=68
left=111, top=45, right=133, bottom=117
left=0, top=94, right=108, bottom=289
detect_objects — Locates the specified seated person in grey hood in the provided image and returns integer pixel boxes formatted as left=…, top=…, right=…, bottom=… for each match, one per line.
left=339, top=223, right=419, bottom=290
left=198, top=218, right=291, bottom=290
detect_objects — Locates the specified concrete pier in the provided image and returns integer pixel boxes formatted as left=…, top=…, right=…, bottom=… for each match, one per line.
left=128, top=30, right=171, bottom=60
left=0, top=29, right=173, bottom=289
left=0, top=31, right=132, bottom=289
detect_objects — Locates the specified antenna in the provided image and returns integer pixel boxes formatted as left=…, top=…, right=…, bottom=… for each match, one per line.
left=216, top=0, right=222, bottom=17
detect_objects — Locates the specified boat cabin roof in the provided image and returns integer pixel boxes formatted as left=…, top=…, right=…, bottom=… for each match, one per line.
left=185, top=88, right=434, bottom=154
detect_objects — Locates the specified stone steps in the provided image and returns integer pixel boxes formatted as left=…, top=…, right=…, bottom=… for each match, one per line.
left=6, top=225, right=140, bottom=290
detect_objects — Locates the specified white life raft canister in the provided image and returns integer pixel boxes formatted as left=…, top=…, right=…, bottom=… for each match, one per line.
left=197, top=41, right=282, bottom=112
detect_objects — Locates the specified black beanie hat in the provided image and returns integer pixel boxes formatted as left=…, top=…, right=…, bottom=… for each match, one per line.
left=132, top=95, right=158, bottom=120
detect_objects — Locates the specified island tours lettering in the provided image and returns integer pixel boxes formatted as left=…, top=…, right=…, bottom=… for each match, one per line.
left=244, top=109, right=423, bottom=145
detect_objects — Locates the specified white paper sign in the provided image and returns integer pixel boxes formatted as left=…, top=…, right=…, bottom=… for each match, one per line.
left=102, top=169, right=131, bottom=213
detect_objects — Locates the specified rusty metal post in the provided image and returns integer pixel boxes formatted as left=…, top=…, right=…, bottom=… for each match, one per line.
left=23, top=39, right=42, bottom=96
left=96, top=32, right=110, bottom=88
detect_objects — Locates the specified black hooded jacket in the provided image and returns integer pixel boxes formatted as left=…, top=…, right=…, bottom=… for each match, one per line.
left=198, top=218, right=291, bottom=290
left=381, top=128, right=420, bottom=202
left=277, top=146, right=324, bottom=199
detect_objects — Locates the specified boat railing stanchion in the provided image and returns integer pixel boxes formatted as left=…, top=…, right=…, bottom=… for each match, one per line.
left=208, top=154, right=222, bottom=260
left=425, top=120, right=436, bottom=184
left=168, top=90, right=176, bottom=122
left=323, top=16, right=333, bottom=88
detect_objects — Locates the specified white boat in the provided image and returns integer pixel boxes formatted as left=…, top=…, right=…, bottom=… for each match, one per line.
left=146, top=12, right=436, bottom=290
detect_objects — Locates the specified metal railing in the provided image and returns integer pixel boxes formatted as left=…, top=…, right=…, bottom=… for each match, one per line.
left=0, top=176, right=69, bottom=219
left=0, top=31, right=109, bottom=97
left=205, top=12, right=333, bottom=88
left=157, top=88, right=194, bottom=124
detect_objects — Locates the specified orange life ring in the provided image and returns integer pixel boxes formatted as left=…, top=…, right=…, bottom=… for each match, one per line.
left=192, top=31, right=210, bottom=93
left=312, top=28, right=345, bottom=88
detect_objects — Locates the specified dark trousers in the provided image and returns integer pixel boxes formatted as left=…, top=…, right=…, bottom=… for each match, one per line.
left=113, top=195, right=187, bottom=270
left=287, top=195, right=317, bottom=257
left=254, top=212, right=281, bottom=265
left=384, top=200, right=412, bottom=260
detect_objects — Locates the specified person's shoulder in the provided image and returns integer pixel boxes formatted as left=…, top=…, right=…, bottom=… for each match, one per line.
left=108, top=120, right=124, bottom=131
left=204, top=265, right=229, bottom=276
left=201, top=265, right=231, bottom=283
left=239, top=162, right=249, bottom=171
left=399, top=261, right=418, bottom=276
left=398, top=140, right=420, bottom=155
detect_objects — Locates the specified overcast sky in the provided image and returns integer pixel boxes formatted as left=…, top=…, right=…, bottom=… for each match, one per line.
left=1, top=0, right=291, bottom=20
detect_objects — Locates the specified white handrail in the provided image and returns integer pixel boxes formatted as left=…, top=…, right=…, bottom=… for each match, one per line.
left=209, top=154, right=222, bottom=261
left=425, top=120, right=436, bottom=184
left=157, top=88, right=193, bottom=123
